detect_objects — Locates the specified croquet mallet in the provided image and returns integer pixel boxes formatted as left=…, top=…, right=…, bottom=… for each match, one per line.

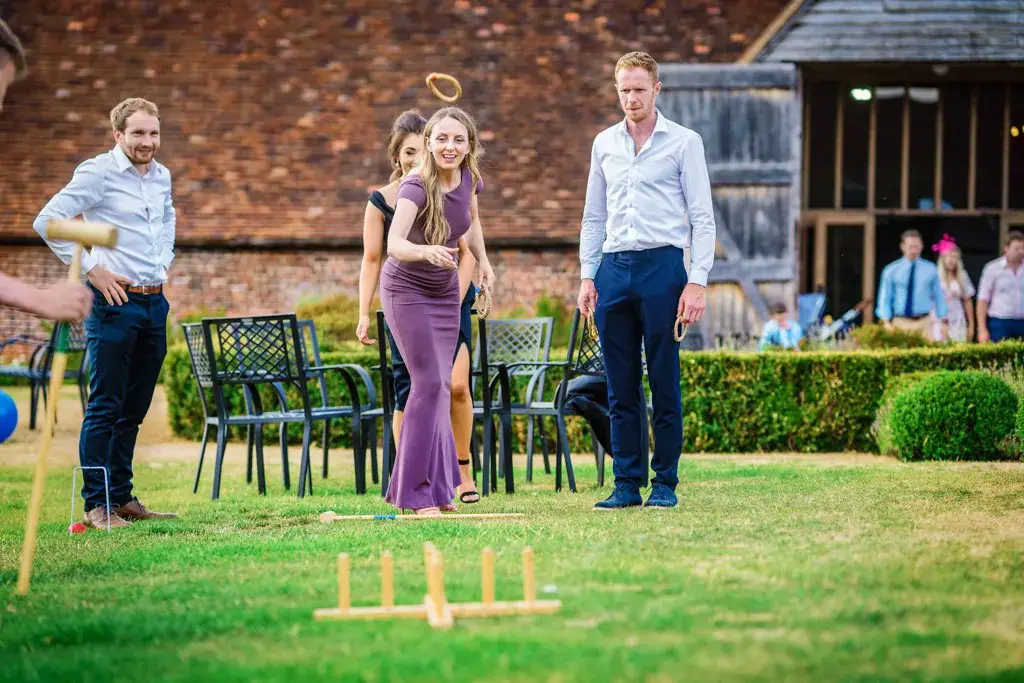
left=16, top=219, right=117, bottom=595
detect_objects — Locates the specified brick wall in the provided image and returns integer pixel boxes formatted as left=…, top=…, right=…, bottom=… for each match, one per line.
left=0, top=0, right=788, bottom=337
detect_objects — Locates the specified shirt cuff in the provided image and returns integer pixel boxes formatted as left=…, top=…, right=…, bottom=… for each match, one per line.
left=81, top=250, right=98, bottom=276
left=688, top=267, right=709, bottom=287
left=581, top=263, right=599, bottom=280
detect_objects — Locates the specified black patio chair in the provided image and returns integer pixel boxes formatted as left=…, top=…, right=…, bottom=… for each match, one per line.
left=0, top=321, right=89, bottom=429
left=493, top=308, right=652, bottom=492
left=183, top=322, right=294, bottom=494
left=298, top=319, right=380, bottom=493
left=199, top=314, right=365, bottom=499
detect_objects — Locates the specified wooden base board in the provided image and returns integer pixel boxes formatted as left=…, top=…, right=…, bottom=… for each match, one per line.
left=313, top=600, right=562, bottom=623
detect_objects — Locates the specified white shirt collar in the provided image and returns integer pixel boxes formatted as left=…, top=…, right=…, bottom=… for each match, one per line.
left=618, top=108, right=668, bottom=137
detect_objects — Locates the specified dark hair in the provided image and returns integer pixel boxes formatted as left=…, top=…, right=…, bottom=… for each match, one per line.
left=1007, top=230, right=1024, bottom=246
left=900, top=229, right=922, bottom=243
left=387, top=109, right=427, bottom=181
left=0, top=18, right=27, bottom=79
left=770, top=302, right=788, bottom=315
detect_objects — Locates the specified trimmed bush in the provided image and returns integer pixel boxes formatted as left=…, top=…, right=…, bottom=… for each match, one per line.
left=162, top=341, right=1024, bottom=454
left=872, top=370, right=936, bottom=456
left=851, top=324, right=937, bottom=350
left=889, top=371, right=1018, bottom=461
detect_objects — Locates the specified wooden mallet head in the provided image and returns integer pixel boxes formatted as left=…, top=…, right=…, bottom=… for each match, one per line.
left=46, top=219, right=118, bottom=249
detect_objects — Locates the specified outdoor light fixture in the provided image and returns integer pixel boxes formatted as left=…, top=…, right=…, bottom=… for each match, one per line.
left=850, top=88, right=872, bottom=101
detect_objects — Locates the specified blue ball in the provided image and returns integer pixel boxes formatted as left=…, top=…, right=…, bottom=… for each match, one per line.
left=0, top=390, right=17, bottom=443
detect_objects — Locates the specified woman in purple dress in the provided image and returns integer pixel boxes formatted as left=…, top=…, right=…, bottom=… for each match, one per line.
left=381, top=106, right=495, bottom=515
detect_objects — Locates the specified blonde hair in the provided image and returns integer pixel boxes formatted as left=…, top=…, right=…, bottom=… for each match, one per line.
left=615, top=51, right=659, bottom=82
left=110, top=98, right=159, bottom=132
left=939, top=247, right=971, bottom=294
left=417, top=107, right=483, bottom=246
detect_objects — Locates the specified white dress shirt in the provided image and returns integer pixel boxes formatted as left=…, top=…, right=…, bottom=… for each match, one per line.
left=33, top=145, right=176, bottom=286
left=580, top=108, right=716, bottom=286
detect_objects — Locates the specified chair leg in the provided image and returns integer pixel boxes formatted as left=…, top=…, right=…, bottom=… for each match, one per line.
left=380, top=418, right=393, bottom=497
left=501, top=409, right=515, bottom=494
left=280, top=422, right=291, bottom=490
left=193, top=424, right=211, bottom=494
left=246, top=425, right=255, bottom=484
left=368, top=419, right=379, bottom=485
left=539, top=416, right=552, bottom=474
left=211, top=425, right=229, bottom=501
left=321, top=420, right=331, bottom=479
left=256, top=423, right=268, bottom=493
left=556, top=414, right=576, bottom=493
left=526, top=416, right=535, bottom=483
left=297, top=421, right=313, bottom=499
left=29, top=380, right=39, bottom=430
left=352, top=418, right=366, bottom=495
left=481, top=416, right=493, bottom=497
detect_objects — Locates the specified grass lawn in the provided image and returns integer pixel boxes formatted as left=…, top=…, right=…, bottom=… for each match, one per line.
left=0, top=390, right=1023, bottom=681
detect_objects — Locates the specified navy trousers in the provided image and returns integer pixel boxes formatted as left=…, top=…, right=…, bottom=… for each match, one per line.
left=594, top=246, right=685, bottom=489
left=80, top=286, right=169, bottom=511
left=988, top=317, right=1024, bottom=342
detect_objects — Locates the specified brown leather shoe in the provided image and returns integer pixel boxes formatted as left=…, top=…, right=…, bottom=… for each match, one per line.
left=113, top=498, right=178, bottom=521
left=83, top=506, right=132, bottom=529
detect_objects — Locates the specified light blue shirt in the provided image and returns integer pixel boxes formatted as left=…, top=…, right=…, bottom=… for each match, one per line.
left=875, top=256, right=948, bottom=321
left=759, top=320, right=804, bottom=351
left=33, top=145, right=176, bottom=285
left=580, top=109, right=716, bottom=286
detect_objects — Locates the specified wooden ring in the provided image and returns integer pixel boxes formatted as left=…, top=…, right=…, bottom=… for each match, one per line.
left=674, top=316, right=688, bottom=343
left=476, top=284, right=492, bottom=319
left=426, top=72, right=462, bottom=103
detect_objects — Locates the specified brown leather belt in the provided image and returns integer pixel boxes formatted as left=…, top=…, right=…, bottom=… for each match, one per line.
left=125, top=284, right=163, bottom=294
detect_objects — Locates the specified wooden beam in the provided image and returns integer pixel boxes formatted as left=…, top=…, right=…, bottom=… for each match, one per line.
left=862, top=215, right=876, bottom=323
left=900, top=91, right=910, bottom=210
left=867, top=93, right=877, bottom=210
left=707, top=259, right=795, bottom=283
left=935, top=89, right=944, bottom=211
left=1003, top=83, right=1011, bottom=211
left=814, top=217, right=826, bottom=290
left=835, top=87, right=844, bottom=209
left=802, top=91, right=811, bottom=209
left=969, top=86, right=978, bottom=210
left=736, top=0, right=811, bottom=64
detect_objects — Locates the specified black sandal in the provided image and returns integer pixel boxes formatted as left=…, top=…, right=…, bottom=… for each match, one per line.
left=458, top=459, right=480, bottom=504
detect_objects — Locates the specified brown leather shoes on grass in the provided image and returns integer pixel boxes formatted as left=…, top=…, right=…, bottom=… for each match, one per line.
left=83, top=506, right=132, bottom=529
left=113, top=498, right=178, bottom=521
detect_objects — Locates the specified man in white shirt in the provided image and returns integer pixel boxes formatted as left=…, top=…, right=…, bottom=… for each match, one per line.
left=35, top=98, right=178, bottom=529
left=578, top=51, right=716, bottom=510
left=0, top=19, right=92, bottom=322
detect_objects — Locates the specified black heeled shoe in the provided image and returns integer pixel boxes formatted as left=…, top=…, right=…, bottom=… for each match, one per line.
left=458, top=459, right=480, bottom=504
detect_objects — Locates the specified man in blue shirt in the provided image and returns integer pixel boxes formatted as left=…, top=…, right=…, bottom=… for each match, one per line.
left=578, top=51, right=716, bottom=510
left=35, top=98, right=178, bottom=530
left=875, top=229, right=947, bottom=339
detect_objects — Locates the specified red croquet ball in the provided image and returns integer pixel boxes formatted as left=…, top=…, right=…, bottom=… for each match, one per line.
left=68, top=522, right=87, bottom=534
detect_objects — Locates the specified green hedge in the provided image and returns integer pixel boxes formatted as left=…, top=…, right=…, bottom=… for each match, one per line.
left=889, top=371, right=1018, bottom=461
left=162, top=341, right=1024, bottom=454
left=871, top=371, right=937, bottom=456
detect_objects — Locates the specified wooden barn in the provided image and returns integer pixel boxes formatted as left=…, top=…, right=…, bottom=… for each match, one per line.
left=672, top=0, right=1024, bottom=341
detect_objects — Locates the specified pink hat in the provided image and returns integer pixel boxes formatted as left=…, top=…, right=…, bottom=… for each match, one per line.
left=932, top=233, right=958, bottom=254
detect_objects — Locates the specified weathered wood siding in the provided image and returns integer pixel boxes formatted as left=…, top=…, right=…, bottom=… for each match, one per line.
left=660, top=64, right=801, bottom=341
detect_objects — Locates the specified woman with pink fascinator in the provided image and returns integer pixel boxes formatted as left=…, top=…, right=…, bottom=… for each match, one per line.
left=932, top=234, right=976, bottom=342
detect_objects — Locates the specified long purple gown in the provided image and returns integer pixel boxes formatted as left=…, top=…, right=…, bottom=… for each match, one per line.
left=380, top=169, right=481, bottom=509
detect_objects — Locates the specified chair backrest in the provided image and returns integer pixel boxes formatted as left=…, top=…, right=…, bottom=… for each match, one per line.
left=201, top=314, right=306, bottom=387
left=565, top=308, right=605, bottom=377
left=181, top=323, right=213, bottom=389
left=375, top=310, right=396, bottom=412
left=298, top=319, right=324, bottom=368
left=473, top=317, right=554, bottom=375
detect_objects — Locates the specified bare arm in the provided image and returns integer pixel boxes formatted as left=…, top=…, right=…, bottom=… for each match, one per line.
left=965, top=296, right=975, bottom=338
left=358, top=202, right=386, bottom=319
left=456, top=236, right=475, bottom=301
left=386, top=199, right=456, bottom=268
left=0, top=273, right=92, bottom=322
left=466, top=194, right=494, bottom=288
left=976, top=299, right=989, bottom=341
